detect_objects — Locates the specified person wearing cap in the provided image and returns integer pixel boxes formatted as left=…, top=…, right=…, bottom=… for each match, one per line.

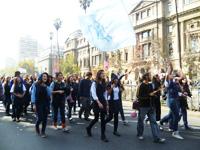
left=78, top=72, right=92, bottom=121
left=31, top=72, right=51, bottom=138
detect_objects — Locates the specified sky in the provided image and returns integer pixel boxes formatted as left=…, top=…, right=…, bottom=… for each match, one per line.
left=0, top=0, right=140, bottom=69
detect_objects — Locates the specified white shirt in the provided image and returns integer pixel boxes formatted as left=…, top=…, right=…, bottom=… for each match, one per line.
left=113, top=87, right=119, bottom=100
left=10, top=84, right=26, bottom=93
left=90, top=82, right=108, bottom=101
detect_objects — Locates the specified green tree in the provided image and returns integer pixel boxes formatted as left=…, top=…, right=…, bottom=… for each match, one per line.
left=60, top=53, right=80, bottom=75
left=18, top=59, right=35, bottom=74
left=0, top=66, right=18, bottom=76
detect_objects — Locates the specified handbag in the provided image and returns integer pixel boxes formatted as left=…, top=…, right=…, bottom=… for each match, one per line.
left=132, top=99, right=140, bottom=110
left=132, top=84, right=141, bottom=110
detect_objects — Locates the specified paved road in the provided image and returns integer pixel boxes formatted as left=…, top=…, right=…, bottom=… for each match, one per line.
left=0, top=101, right=200, bottom=150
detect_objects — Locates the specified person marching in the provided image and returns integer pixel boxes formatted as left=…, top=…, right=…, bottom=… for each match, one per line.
left=65, top=75, right=76, bottom=121
left=31, top=72, right=51, bottom=138
left=78, top=72, right=92, bottom=121
left=3, top=76, right=12, bottom=116
left=105, top=74, right=122, bottom=137
left=10, top=76, right=26, bottom=122
left=137, top=73, right=165, bottom=143
left=86, top=70, right=109, bottom=142
left=50, top=72, right=70, bottom=132
left=23, top=75, right=32, bottom=115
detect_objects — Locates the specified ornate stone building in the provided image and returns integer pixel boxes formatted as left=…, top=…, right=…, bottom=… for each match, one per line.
left=129, top=0, right=200, bottom=80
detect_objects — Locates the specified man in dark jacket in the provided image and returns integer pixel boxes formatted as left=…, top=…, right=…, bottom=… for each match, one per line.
left=78, top=72, right=92, bottom=121
left=137, top=73, right=165, bottom=143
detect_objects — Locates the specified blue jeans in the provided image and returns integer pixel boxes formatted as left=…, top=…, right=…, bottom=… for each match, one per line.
left=137, top=107, right=160, bottom=140
left=168, top=98, right=180, bottom=131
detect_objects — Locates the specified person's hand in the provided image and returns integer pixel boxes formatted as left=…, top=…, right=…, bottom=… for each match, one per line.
left=98, top=102, right=103, bottom=109
left=149, top=92, right=155, bottom=96
left=106, top=105, right=109, bottom=112
left=33, top=105, right=36, bottom=112
left=59, top=90, right=64, bottom=94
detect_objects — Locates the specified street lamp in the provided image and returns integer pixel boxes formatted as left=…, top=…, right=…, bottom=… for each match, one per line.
left=49, top=32, right=54, bottom=75
left=53, top=18, right=62, bottom=71
left=79, top=0, right=93, bottom=13
left=175, top=0, right=182, bottom=69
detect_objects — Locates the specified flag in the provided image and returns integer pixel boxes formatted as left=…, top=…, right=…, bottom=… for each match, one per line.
left=79, top=0, right=135, bottom=52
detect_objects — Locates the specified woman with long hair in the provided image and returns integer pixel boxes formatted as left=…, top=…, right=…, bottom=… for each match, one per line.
left=31, top=72, right=51, bottom=138
left=10, top=77, right=26, bottom=122
left=65, top=75, right=76, bottom=121
left=86, top=70, right=109, bottom=142
left=105, top=74, right=123, bottom=136
left=23, top=75, right=32, bottom=115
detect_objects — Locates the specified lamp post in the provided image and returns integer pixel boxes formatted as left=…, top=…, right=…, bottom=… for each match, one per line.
left=53, top=18, right=62, bottom=72
left=49, top=32, right=54, bottom=75
left=175, top=0, right=182, bottom=69
left=79, top=0, right=93, bottom=13
left=80, top=0, right=93, bottom=72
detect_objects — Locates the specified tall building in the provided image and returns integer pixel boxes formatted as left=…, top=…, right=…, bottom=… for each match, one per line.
left=19, top=36, right=38, bottom=61
left=129, top=0, right=200, bottom=80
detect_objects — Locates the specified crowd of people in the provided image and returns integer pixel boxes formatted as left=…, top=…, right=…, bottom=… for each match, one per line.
left=0, top=62, right=193, bottom=143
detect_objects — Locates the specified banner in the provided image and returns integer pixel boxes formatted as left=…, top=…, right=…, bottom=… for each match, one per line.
left=79, top=0, right=135, bottom=51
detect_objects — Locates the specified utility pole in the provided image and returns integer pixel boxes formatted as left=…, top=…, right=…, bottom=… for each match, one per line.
left=53, top=18, right=62, bottom=72
left=50, top=32, right=53, bottom=75
left=175, top=0, right=182, bottom=69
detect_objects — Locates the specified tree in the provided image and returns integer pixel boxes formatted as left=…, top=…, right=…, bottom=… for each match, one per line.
left=18, top=60, right=35, bottom=75
left=60, top=53, right=80, bottom=75
left=0, top=66, right=18, bottom=76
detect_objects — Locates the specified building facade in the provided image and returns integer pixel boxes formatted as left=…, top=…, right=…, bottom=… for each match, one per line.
left=64, top=31, right=106, bottom=76
left=19, top=35, right=38, bottom=61
left=129, top=0, right=200, bottom=80
left=38, top=46, right=63, bottom=75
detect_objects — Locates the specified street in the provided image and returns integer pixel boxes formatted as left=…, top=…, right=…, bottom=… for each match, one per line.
left=0, top=101, right=200, bottom=150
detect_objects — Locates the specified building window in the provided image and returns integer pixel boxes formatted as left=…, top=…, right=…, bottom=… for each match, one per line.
left=99, top=54, right=102, bottom=63
left=141, top=30, right=151, bottom=40
left=141, top=11, right=147, bottom=19
left=168, top=25, right=173, bottom=34
left=92, top=56, right=95, bottom=66
left=167, top=2, right=172, bottom=13
left=84, top=59, right=86, bottom=67
left=168, top=42, right=174, bottom=56
left=184, top=0, right=198, bottom=5
left=147, top=8, right=151, bottom=17
left=142, top=43, right=150, bottom=59
left=80, top=60, right=82, bottom=67
left=95, top=55, right=99, bottom=65
left=136, top=13, right=140, bottom=21
left=125, top=52, right=128, bottom=62
left=190, top=36, right=200, bottom=53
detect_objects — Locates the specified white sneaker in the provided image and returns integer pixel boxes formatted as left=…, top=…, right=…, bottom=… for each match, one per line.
left=172, top=131, right=184, bottom=140
left=123, top=120, right=128, bottom=125
left=53, top=125, right=58, bottom=130
left=63, top=127, right=70, bottom=133
left=138, top=136, right=144, bottom=140
left=168, top=128, right=173, bottom=132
